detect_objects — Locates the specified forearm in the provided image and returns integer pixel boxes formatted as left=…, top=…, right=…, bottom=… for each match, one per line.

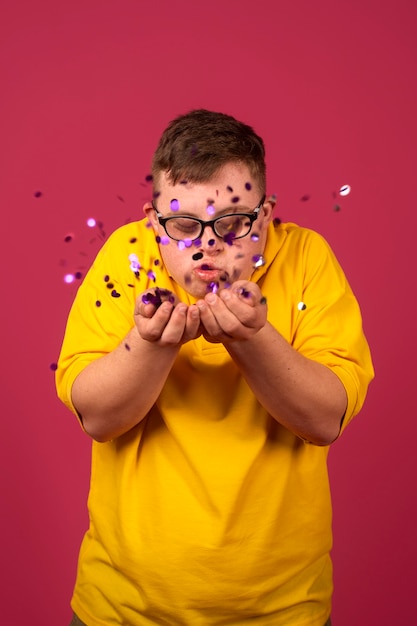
left=71, top=326, right=179, bottom=442
left=225, top=322, right=347, bottom=445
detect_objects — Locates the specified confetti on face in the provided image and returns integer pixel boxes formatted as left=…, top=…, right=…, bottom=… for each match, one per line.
left=251, top=233, right=260, bottom=242
left=193, top=238, right=202, bottom=247
left=192, top=252, right=204, bottom=261
left=339, top=184, right=351, bottom=196
left=87, top=218, right=97, bottom=228
left=231, top=196, right=240, bottom=204
left=208, top=239, right=216, bottom=247
left=245, top=182, right=252, bottom=190
left=224, top=232, right=236, bottom=246
left=124, top=343, right=131, bottom=351
left=177, top=240, right=186, bottom=251
left=206, top=204, right=215, bottom=215
left=252, top=254, right=265, bottom=268
left=170, top=199, right=180, bottom=212
left=227, top=186, right=233, bottom=192
left=297, top=301, right=307, bottom=311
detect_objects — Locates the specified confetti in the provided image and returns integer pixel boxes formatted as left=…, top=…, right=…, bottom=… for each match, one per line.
left=64, top=234, right=74, bottom=243
left=260, top=296, right=267, bottom=305
left=252, top=254, right=265, bottom=268
left=111, top=290, right=121, bottom=298
left=95, top=300, right=102, bottom=307
left=224, top=232, right=236, bottom=246
left=87, top=218, right=97, bottom=228
left=245, top=182, right=252, bottom=190
left=207, top=281, right=219, bottom=293
left=49, top=362, right=58, bottom=371
left=339, top=184, right=351, bottom=196
left=124, top=343, right=131, bottom=351
left=64, top=273, right=76, bottom=284
left=145, top=174, right=153, bottom=182
left=207, top=204, right=215, bottom=215
left=227, top=186, right=233, bottom=192
left=208, top=239, right=216, bottom=247
left=142, top=288, right=174, bottom=308
left=231, top=196, right=240, bottom=203
left=129, top=253, right=141, bottom=273
left=238, top=287, right=251, bottom=298
left=192, top=252, right=204, bottom=261
left=170, top=199, right=180, bottom=212
left=300, top=194, right=310, bottom=202
left=297, top=301, right=307, bottom=311
left=333, top=205, right=341, bottom=212
left=34, top=191, right=43, bottom=198
left=251, top=233, right=260, bottom=242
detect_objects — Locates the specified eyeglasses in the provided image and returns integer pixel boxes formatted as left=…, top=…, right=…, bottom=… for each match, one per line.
left=152, top=196, right=266, bottom=242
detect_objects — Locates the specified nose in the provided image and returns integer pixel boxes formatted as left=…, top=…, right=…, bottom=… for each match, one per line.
left=199, top=225, right=223, bottom=252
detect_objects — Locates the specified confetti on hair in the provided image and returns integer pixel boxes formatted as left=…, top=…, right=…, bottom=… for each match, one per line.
left=252, top=254, right=265, bottom=268
left=297, top=301, right=307, bottom=311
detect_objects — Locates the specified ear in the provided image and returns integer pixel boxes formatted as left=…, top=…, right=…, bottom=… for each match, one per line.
left=143, top=201, right=158, bottom=229
left=262, top=194, right=276, bottom=223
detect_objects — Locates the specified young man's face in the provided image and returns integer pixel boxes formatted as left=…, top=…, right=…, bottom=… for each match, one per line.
left=144, top=162, right=273, bottom=299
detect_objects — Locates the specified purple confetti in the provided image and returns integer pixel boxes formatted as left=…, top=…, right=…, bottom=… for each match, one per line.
left=207, top=204, right=215, bottom=215
left=34, top=191, right=43, bottom=198
left=145, top=174, right=153, bottom=182
left=252, top=254, right=265, bottom=268
left=124, top=343, right=131, bottom=351
left=95, top=300, right=102, bottom=307
left=207, top=282, right=219, bottom=293
left=111, top=290, right=121, bottom=298
left=64, top=234, right=73, bottom=243
left=170, top=199, right=180, bottom=212
left=49, top=362, right=58, bottom=371
left=251, top=233, right=260, bottom=242
left=223, top=232, right=236, bottom=246
left=130, top=237, right=137, bottom=243
left=245, top=182, right=252, bottom=190
left=231, top=196, right=240, bottom=203
left=208, top=239, right=216, bottom=247
left=227, top=186, right=233, bottom=192
left=192, top=252, right=204, bottom=261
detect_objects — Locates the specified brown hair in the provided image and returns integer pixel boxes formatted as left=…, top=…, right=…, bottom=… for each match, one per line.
left=151, top=109, right=266, bottom=194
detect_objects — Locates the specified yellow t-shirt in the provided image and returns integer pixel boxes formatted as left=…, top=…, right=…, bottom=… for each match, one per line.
left=56, top=220, right=374, bottom=626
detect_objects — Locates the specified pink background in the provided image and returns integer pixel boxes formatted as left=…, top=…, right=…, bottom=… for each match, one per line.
left=1, top=0, right=415, bottom=623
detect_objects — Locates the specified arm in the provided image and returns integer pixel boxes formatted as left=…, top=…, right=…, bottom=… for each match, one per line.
left=196, top=283, right=347, bottom=446
left=71, top=294, right=201, bottom=442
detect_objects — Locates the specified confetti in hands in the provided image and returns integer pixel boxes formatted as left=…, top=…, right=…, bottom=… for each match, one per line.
left=196, top=280, right=267, bottom=344
left=134, top=288, right=201, bottom=347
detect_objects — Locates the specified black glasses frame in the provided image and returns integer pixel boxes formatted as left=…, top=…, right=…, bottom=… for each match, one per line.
left=152, top=195, right=266, bottom=242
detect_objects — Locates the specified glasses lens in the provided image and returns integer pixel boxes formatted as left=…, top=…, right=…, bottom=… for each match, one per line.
left=165, top=217, right=202, bottom=240
left=215, top=215, right=252, bottom=239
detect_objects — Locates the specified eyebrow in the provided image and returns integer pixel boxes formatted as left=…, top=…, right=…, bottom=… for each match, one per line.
left=153, top=202, right=254, bottom=218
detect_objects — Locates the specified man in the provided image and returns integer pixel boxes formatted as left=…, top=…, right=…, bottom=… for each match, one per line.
left=56, top=109, right=374, bottom=625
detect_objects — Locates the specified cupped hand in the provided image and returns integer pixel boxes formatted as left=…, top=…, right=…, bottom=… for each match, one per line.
left=196, top=281, right=268, bottom=343
left=134, top=288, right=201, bottom=346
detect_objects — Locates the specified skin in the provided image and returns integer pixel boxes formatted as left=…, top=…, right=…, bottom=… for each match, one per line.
left=72, top=163, right=347, bottom=444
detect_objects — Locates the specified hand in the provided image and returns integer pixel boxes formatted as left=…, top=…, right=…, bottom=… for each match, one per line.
left=196, top=281, right=267, bottom=343
left=134, top=288, right=201, bottom=346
